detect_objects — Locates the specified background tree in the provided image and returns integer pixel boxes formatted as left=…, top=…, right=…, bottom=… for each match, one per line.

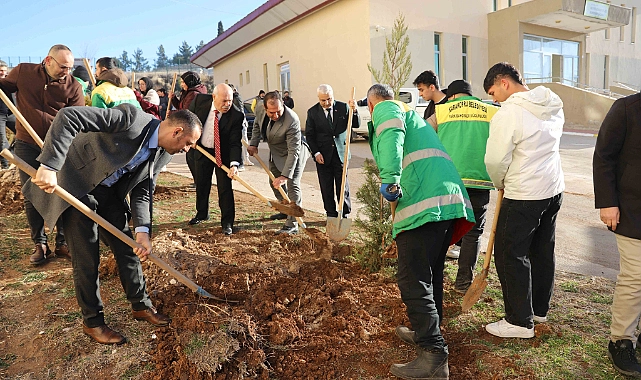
left=217, top=21, right=224, bottom=36
left=367, top=13, right=412, bottom=100
left=118, top=50, right=132, bottom=71
left=195, top=40, right=205, bottom=52
left=155, top=44, right=169, bottom=69
left=132, top=48, right=150, bottom=72
left=177, top=41, right=193, bottom=63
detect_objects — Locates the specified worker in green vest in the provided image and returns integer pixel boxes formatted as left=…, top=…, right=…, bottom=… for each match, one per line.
left=366, top=83, right=475, bottom=380
left=427, top=79, right=498, bottom=294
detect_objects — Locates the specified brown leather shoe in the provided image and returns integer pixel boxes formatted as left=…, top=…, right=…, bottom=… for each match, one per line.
left=29, top=243, right=52, bottom=266
left=54, top=244, right=71, bottom=260
left=132, top=307, right=171, bottom=327
left=83, top=324, right=127, bottom=345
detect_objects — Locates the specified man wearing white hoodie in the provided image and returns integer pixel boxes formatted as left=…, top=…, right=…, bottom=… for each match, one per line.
left=482, top=62, right=565, bottom=339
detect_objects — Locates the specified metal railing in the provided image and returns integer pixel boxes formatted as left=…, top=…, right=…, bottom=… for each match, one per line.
left=612, top=81, right=640, bottom=92
left=525, top=77, right=626, bottom=99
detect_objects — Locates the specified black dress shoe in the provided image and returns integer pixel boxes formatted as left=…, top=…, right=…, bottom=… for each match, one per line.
left=269, top=212, right=288, bottom=220
left=189, top=216, right=208, bottom=225
left=223, top=225, right=233, bottom=236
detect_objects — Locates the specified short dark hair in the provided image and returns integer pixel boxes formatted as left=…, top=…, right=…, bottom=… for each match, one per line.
left=483, top=62, right=524, bottom=93
left=367, top=84, right=394, bottom=101
left=263, top=91, right=282, bottom=107
left=413, top=70, right=440, bottom=89
left=157, top=87, right=167, bottom=95
left=167, top=109, right=202, bottom=135
left=96, top=57, right=117, bottom=70
left=258, top=90, right=265, bottom=96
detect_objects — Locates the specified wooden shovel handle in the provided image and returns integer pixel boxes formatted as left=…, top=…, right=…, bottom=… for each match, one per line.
left=82, top=58, right=96, bottom=87
left=166, top=73, right=178, bottom=119
left=241, top=139, right=307, bottom=228
left=131, top=72, right=136, bottom=90
left=336, top=87, right=356, bottom=218
left=0, top=88, right=43, bottom=148
left=481, top=189, right=504, bottom=271
left=0, top=148, right=203, bottom=295
left=195, top=144, right=273, bottom=206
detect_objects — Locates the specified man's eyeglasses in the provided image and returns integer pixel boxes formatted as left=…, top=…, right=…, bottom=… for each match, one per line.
left=49, top=56, right=72, bottom=72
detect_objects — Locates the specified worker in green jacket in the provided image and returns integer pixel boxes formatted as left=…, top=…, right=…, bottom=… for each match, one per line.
left=427, top=79, right=498, bottom=294
left=366, top=84, right=475, bottom=380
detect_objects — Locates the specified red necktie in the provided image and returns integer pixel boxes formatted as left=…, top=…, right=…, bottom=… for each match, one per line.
left=214, top=110, right=222, bottom=166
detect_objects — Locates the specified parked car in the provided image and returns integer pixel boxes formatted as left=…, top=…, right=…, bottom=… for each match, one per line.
left=352, top=87, right=429, bottom=139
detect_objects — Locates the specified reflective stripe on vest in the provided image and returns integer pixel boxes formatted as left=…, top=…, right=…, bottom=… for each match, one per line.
left=394, top=193, right=473, bottom=224
left=376, top=118, right=405, bottom=137
left=462, top=178, right=494, bottom=188
left=402, top=148, right=452, bottom=169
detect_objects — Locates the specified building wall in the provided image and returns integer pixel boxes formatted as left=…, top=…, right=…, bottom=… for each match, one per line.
left=213, top=0, right=372, bottom=127
left=368, top=0, right=493, bottom=97
left=586, top=0, right=641, bottom=89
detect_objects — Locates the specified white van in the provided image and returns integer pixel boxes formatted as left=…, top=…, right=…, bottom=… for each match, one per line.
left=352, top=87, right=429, bottom=139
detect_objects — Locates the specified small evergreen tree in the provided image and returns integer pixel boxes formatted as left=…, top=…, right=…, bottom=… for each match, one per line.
left=118, top=50, right=132, bottom=71
left=156, top=44, right=169, bottom=69
left=217, top=21, right=224, bottom=36
left=195, top=40, right=205, bottom=52
left=132, top=48, right=150, bottom=72
left=178, top=41, right=193, bottom=62
left=367, top=13, right=413, bottom=100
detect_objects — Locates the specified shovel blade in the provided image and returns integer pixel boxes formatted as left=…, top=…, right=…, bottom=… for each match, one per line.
left=271, top=201, right=305, bottom=217
left=326, top=217, right=352, bottom=242
left=461, top=270, right=489, bottom=312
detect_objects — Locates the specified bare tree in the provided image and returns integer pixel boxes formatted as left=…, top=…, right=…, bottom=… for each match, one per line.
left=367, top=13, right=412, bottom=100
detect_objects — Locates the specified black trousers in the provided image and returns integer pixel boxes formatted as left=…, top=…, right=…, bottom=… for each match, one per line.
left=396, top=219, right=454, bottom=351
left=186, top=148, right=197, bottom=183
left=454, top=188, right=490, bottom=290
left=193, top=147, right=235, bottom=227
left=62, top=185, right=152, bottom=328
left=494, top=193, right=563, bottom=329
left=14, top=139, right=65, bottom=246
left=315, top=148, right=351, bottom=218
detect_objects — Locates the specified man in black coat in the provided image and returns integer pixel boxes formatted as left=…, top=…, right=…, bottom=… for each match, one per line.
left=188, top=83, right=243, bottom=235
left=305, top=84, right=358, bottom=218
left=594, top=92, right=641, bottom=377
left=25, top=104, right=202, bottom=345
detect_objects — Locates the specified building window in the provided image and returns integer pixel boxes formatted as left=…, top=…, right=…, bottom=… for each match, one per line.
left=263, top=63, right=269, bottom=90
left=279, top=62, right=291, bottom=93
left=239, top=73, right=243, bottom=86
left=508, top=0, right=512, bottom=6
left=523, top=34, right=579, bottom=85
left=493, top=0, right=498, bottom=11
left=246, top=70, right=250, bottom=84
left=604, top=55, right=610, bottom=89
left=632, top=7, right=637, bottom=44
left=462, top=36, right=468, bottom=81
left=434, top=33, right=442, bottom=81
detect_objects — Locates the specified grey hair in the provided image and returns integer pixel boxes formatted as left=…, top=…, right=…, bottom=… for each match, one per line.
left=317, top=84, right=333, bottom=95
left=367, top=84, right=394, bottom=100
left=48, top=44, right=72, bottom=56
left=213, top=83, right=232, bottom=96
left=0, top=60, right=7, bottom=68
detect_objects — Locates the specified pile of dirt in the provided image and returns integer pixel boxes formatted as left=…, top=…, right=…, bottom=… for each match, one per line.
left=0, top=168, right=23, bottom=216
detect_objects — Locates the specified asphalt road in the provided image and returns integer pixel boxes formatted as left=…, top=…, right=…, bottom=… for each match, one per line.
left=166, top=133, right=620, bottom=280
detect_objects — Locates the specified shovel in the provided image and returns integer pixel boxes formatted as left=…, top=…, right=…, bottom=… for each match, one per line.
left=461, top=189, right=504, bottom=312
left=326, top=87, right=356, bottom=242
left=195, top=145, right=304, bottom=217
left=0, top=149, right=234, bottom=302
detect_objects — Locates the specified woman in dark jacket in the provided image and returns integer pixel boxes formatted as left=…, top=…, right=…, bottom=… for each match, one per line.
left=169, top=71, right=207, bottom=113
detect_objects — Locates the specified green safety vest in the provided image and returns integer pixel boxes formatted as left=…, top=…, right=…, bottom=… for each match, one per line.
left=435, top=96, right=498, bottom=189
left=367, top=100, right=475, bottom=239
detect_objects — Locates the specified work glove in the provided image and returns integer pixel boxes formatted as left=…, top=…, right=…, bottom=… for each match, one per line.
left=380, top=183, right=402, bottom=202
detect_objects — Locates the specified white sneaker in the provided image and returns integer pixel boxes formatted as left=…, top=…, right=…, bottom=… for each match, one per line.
left=160, top=165, right=168, bottom=172
left=533, top=315, right=547, bottom=323
left=446, top=245, right=460, bottom=259
left=245, top=160, right=255, bottom=166
left=486, top=319, right=534, bottom=338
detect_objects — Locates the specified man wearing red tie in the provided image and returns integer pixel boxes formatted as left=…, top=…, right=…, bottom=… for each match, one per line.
left=188, top=83, right=243, bottom=235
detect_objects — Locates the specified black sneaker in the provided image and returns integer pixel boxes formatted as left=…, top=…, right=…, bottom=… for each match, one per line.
left=608, top=339, right=641, bottom=377
left=269, top=213, right=287, bottom=220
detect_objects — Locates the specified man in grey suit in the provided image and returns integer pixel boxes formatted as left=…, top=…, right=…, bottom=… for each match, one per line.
left=26, top=104, right=202, bottom=345
left=248, top=91, right=309, bottom=234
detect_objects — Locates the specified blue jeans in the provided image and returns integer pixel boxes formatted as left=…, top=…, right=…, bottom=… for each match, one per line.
left=494, top=193, right=563, bottom=329
left=395, top=219, right=454, bottom=351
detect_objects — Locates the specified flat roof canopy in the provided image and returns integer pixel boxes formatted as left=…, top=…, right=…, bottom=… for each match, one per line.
left=191, top=0, right=336, bottom=68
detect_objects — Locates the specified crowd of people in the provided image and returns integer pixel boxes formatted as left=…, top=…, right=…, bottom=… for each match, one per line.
left=0, top=44, right=639, bottom=380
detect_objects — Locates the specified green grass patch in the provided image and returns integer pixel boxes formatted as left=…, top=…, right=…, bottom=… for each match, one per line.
left=0, top=353, right=17, bottom=368
left=559, top=281, right=580, bottom=293
left=22, top=272, right=47, bottom=283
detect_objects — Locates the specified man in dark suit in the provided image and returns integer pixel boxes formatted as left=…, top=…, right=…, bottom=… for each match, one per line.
left=594, top=92, right=641, bottom=377
left=187, top=83, right=243, bottom=235
left=248, top=91, right=309, bottom=234
left=305, top=84, right=358, bottom=218
left=25, top=104, right=202, bottom=345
